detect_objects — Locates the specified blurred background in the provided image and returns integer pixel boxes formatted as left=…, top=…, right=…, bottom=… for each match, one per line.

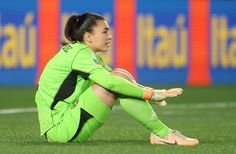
left=0, top=1, right=236, bottom=153
left=0, top=0, right=236, bottom=86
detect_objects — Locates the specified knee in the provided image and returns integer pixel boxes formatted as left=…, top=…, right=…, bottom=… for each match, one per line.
left=91, top=68, right=135, bottom=108
left=110, top=68, right=135, bottom=83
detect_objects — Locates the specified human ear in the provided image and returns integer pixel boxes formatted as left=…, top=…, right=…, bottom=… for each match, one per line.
left=84, top=32, right=93, bottom=43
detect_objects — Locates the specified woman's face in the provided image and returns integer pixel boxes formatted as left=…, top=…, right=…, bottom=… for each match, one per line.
left=86, top=20, right=112, bottom=52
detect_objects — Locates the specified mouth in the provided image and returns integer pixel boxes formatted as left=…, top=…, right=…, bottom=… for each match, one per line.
left=105, top=42, right=111, bottom=47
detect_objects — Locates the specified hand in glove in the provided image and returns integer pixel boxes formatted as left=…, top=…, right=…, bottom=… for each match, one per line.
left=151, top=88, right=183, bottom=106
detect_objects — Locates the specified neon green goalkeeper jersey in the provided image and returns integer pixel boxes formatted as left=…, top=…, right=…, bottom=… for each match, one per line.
left=35, top=42, right=146, bottom=135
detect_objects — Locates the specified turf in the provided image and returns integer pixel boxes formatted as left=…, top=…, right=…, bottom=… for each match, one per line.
left=0, top=85, right=236, bottom=154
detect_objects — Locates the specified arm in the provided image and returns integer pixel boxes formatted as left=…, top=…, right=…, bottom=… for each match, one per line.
left=72, top=48, right=152, bottom=100
left=110, top=68, right=183, bottom=106
left=88, top=69, right=152, bottom=100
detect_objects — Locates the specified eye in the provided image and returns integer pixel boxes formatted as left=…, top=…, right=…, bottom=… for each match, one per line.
left=103, top=30, right=108, bottom=34
left=103, top=28, right=109, bottom=34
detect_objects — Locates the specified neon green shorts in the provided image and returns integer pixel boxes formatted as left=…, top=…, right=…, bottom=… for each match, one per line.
left=45, top=87, right=111, bottom=143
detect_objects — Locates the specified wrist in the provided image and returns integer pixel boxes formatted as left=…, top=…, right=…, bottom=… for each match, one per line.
left=143, top=88, right=154, bottom=100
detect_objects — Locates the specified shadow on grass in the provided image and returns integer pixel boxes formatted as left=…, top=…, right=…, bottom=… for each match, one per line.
left=86, top=139, right=148, bottom=146
left=15, top=139, right=149, bottom=147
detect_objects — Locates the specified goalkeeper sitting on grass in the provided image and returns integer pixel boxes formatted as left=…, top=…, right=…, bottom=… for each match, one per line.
left=35, top=12, right=199, bottom=146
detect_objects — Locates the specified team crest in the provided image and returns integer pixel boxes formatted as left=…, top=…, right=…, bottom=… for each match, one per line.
left=70, top=100, right=79, bottom=109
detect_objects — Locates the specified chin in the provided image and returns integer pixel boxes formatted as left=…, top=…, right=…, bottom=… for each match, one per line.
left=99, top=48, right=109, bottom=52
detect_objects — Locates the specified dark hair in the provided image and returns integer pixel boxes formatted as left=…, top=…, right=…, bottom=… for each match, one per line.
left=61, top=12, right=105, bottom=45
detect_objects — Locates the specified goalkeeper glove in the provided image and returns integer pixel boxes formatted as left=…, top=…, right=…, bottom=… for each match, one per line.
left=151, top=88, right=183, bottom=101
left=155, top=100, right=168, bottom=107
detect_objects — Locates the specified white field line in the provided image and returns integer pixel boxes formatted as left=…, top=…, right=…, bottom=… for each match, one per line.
left=0, top=107, right=37, bottom=115
left=0, top=102, right=236, bottom=115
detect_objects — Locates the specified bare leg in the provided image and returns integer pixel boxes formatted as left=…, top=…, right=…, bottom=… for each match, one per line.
left=91, top=84, right=117, bottom=108
left=91, top=69, right=133, bottom=108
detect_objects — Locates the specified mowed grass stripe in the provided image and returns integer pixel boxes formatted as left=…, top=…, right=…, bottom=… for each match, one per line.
left=1, top=101, right=236, bottom=115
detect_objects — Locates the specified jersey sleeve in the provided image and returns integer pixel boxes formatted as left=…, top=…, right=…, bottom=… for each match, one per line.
left=89, top=69, right=145, bottom=99
left=72, top=48, right=151, bottom=99
left=72, top=48, right=104, bottom=73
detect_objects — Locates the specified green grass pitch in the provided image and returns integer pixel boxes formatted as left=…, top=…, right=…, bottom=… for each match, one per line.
left=0, top=85, right=236, bottom=154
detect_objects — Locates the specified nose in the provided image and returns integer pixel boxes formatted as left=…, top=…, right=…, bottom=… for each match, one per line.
left=108, top=31, right=112, bottom=40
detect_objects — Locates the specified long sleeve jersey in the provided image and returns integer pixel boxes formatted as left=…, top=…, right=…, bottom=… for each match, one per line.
left=35, top=42, right=148, bottom=135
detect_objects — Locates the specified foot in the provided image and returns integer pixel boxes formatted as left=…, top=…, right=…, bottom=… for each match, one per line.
left=150, top=130, right=199, bottom=146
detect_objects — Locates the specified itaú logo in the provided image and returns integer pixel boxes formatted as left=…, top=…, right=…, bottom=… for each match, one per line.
left=0, top=12, right=36, bottom=69
left=136, top=15, right=187, bottom=69
left=211, top=15, right=236, bottom=68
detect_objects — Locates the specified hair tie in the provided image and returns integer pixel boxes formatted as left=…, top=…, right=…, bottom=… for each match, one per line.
left=76, top=15, right=81, bottom=22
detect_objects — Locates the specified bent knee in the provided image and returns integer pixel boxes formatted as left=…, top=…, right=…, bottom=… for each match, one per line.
left=90, top=68, right=135, bottom=108
left=110, top=68, right=135, bottom=82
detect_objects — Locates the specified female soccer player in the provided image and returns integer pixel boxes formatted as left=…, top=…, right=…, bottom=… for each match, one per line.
left=35, top=12, right=199, bottom=146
